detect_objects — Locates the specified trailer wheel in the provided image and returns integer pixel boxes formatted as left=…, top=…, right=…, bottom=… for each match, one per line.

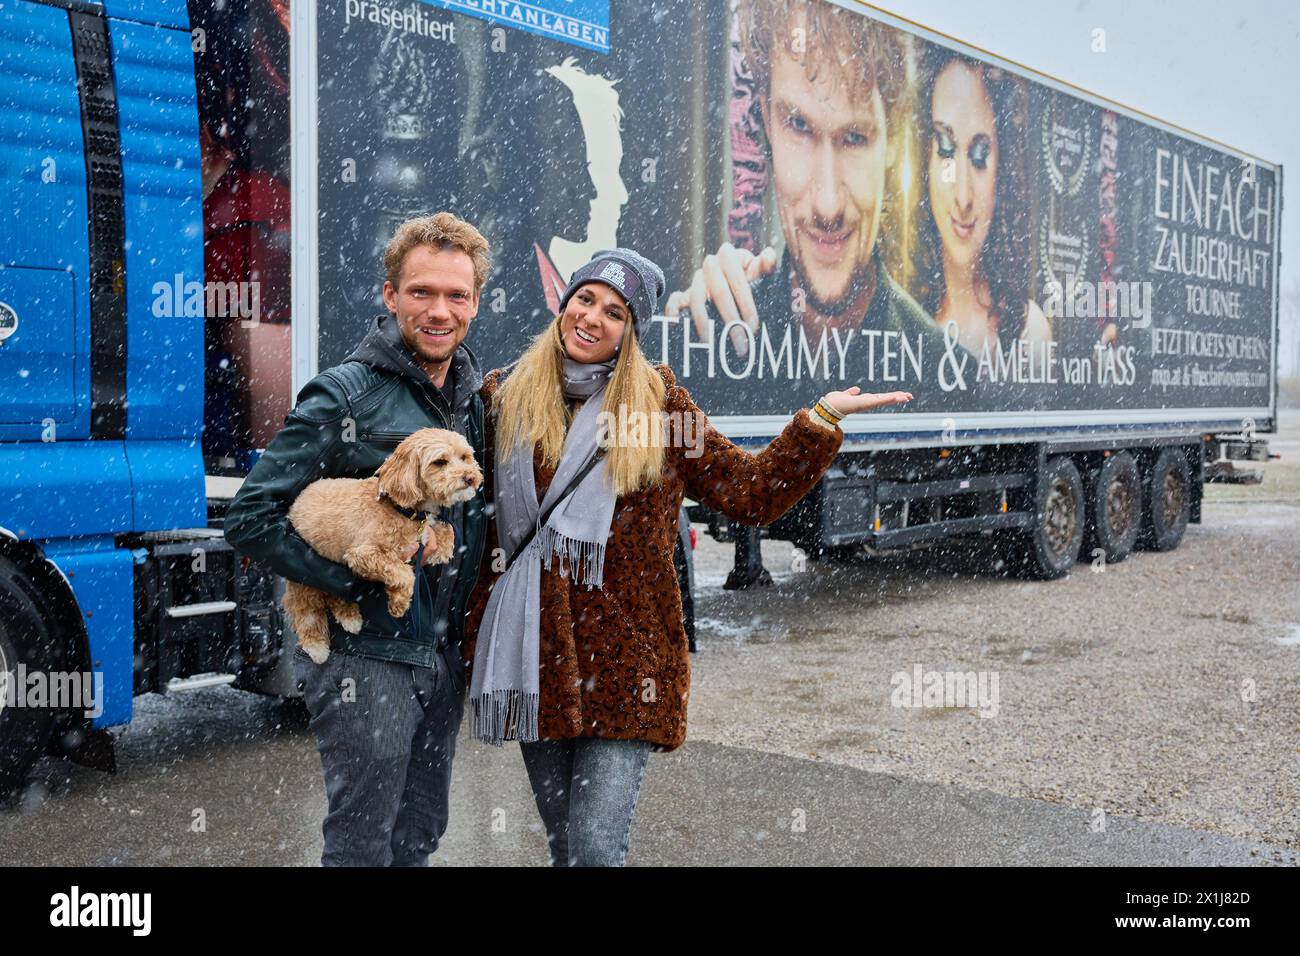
left=1084, top=451, right=1141, bottom=564
left=0, top=556, right=67, bottom=800
left=1140, top=448, right=1190, bottom=552
left=1003, top=456, right=1084, bottom=579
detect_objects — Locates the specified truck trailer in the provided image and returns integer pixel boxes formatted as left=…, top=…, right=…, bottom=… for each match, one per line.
left=0, top=0, right=1282, bottom=795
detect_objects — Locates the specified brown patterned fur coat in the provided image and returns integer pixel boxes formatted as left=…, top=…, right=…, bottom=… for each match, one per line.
left=463, top=365, right=842, bottom=751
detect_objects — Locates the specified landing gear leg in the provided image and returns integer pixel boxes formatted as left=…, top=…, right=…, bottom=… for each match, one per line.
left=723, top=525, right=773, bottom=590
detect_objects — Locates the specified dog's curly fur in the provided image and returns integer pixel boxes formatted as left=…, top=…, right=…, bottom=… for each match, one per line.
left=283, top=428, right=482, bottom=663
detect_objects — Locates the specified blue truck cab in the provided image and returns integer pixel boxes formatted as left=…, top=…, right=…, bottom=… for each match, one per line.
left=0, top=0, right=283, bottom=793
left=0, top=0, right=704, bottom=800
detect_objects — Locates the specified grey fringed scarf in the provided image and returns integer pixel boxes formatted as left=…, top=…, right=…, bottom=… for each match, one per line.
left=470, top=357, right=616, bottom=744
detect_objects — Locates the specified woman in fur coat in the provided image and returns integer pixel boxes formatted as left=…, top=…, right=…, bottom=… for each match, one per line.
left=464, top=247, right=911, bottom=866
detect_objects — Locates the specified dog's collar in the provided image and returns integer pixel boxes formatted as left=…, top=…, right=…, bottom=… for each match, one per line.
left=377, top=489, right=430, bottom=524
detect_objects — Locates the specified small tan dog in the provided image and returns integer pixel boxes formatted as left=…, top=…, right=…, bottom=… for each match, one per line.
left=283, top=427, right=482, bottom=663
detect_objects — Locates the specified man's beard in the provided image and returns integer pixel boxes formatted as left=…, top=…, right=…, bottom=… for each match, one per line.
left=418, top=341, right=455, bottom=366
left=403, top=324, right=456, bottom=367
left=790, top=251, right=877, bottom=319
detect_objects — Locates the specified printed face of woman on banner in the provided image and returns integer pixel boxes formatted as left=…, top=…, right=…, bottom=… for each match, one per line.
left=929, top=60, right=998, bottom=283
left=918, top=48, right=1048, bottom=359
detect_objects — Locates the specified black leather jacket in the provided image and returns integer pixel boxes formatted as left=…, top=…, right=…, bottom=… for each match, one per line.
left=223, top=314, right=487, bottom=668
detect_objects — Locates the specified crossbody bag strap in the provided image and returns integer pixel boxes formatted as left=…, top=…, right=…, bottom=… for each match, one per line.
left=505, top=447, right=607, bottom=570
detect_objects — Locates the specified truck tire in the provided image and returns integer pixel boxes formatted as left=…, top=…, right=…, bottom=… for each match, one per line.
left=0, top=556, right=66, bottom=800
left=1003, top=456, right=1084, bottom=580
left=1084, top=451, right=1141, bottom=564
left=1140, top=448, right=1191, bottom=552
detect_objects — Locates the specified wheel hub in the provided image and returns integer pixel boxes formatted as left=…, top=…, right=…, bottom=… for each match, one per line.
left=1106, top=472, right=1137, bottom=537
left=1045, top=478, right=1078, bottom=557
left=1161, top=470, right=1186, bottom=527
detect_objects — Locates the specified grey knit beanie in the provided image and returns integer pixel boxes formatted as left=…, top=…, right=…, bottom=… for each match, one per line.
left=557, top=248, right=666, bottom=342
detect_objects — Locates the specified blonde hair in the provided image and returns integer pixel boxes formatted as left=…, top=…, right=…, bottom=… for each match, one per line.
left=493, top=317, right=665, bottom=497
left=383, top=211, right=492, bottom=295
left=738, top=0, right=904, bottom=110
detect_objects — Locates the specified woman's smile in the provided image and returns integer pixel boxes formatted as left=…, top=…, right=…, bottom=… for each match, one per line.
left=560, top=281, right=629, bottom=364
left=949, top=214, right=977, bottom=242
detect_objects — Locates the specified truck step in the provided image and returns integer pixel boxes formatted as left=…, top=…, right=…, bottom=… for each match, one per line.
left=164, top=600, right=237, bottom=618
left=165, top=673, right=237, bottom=693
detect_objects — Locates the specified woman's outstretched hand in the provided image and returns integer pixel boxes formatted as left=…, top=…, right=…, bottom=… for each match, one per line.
left=823, top=386, right=913, bottom=416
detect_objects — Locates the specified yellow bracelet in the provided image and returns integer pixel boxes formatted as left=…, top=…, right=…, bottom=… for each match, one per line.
left=812, top=403, right=840, bottom=428
left=807, top=408, right=837, bottom=431
left=815, top=399, right=843, bottom=423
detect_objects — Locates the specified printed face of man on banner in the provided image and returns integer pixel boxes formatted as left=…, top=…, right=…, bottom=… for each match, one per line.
left=762, top=16, right=888, bottom=319
left=665, top=0, right=941, bottom=365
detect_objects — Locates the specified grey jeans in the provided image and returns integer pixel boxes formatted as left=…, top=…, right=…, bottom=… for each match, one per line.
left=294, top=646, right=465, bottom=866
left=519, top=737, right=652, bottom=867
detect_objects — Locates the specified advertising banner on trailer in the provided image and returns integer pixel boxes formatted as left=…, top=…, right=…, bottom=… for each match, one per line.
left=295, top=0, right=1282, bottom=439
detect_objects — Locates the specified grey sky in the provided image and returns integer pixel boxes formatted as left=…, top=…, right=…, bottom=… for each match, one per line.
left=879, top=0, right=1299, bottom=373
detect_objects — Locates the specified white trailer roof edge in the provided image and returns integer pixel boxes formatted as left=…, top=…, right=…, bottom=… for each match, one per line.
left=848, top=0, right=1282, bottom=170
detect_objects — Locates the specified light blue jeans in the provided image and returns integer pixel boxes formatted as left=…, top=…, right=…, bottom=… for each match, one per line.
left=519, top=737, right=652, bottom=867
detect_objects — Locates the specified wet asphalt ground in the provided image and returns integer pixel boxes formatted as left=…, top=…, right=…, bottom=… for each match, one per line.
left=0, top=694, right=1289, bottom=866
left=2, top=424, right=1298, bottom=866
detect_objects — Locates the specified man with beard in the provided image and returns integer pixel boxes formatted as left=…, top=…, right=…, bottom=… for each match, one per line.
left=665, top=0, right=942, bottom=364
left=225, top=213, right=490, bottom=866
